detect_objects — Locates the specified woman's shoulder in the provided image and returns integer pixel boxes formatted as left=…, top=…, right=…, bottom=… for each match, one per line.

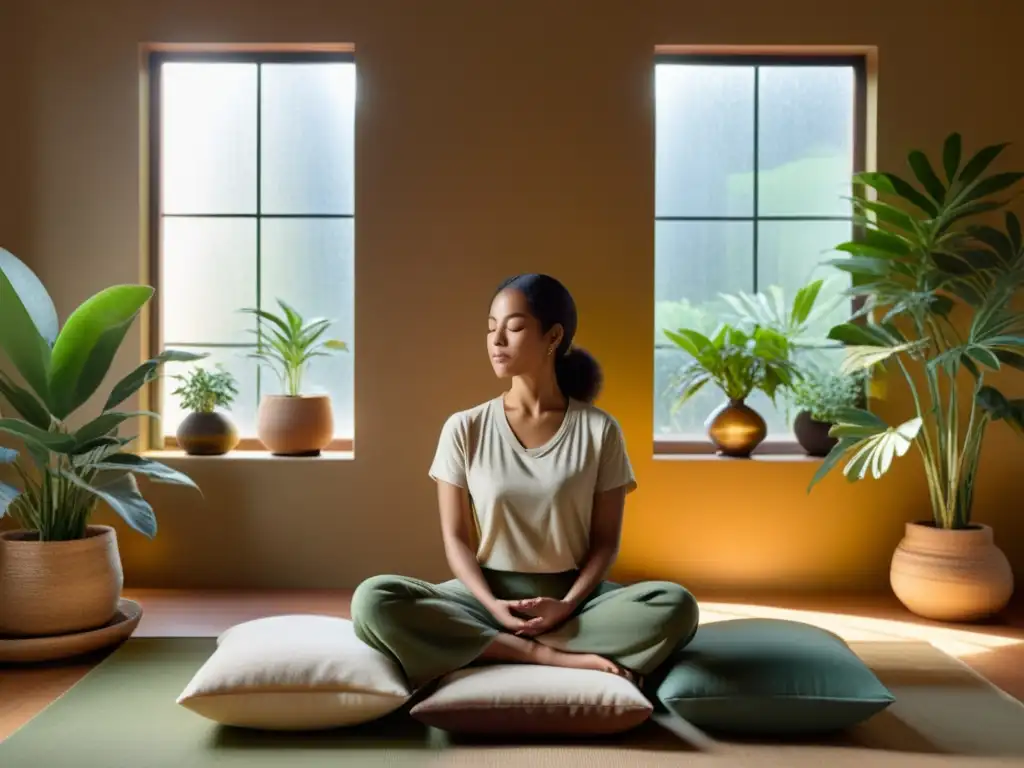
left=439, top=397, right=501, bottom=433
left=571, top=399, right=626, bottom=437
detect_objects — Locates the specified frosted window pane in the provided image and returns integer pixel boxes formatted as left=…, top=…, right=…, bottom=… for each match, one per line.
left=260, top=219, right=354, bottom=438
left=160, top=346, right=259, bottom=439
left=654, top=221, right=752, bottom=438
left=655, top=64, right=754, bottom=217
left=261, top=63, right=356, bottom=215
left=757, top=220, right=853, bottom=342
left=161, top=218, right=257, bottom=344
left=161, top=63, right=257, bottom=214
left=758, top=66, right=855, bottom=216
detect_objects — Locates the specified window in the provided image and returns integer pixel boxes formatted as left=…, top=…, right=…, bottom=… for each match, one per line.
left=148, top=51, right=356, bottom=449
left=653, top=55, right=865, bottom=445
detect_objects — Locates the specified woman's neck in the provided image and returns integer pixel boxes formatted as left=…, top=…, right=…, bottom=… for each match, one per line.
left=505, top=374, right=565, bottom=417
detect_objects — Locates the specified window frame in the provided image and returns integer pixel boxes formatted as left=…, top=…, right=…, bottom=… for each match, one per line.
left=652, top=52, right=868, bottom=456
left=144, top=48, right=356, bottom=453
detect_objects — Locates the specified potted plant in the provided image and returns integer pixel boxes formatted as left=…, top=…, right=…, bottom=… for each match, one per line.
left=241, top=299, right=348, bottom=456
left=663, top=323, right=799, bottom=456
left=789, top=367, right=866, bottom=457
left=809, top=132, right=1024, bottom=621
left=0, top=247, right=202, bottom=637
left=171, top=365, right=240, bottom=456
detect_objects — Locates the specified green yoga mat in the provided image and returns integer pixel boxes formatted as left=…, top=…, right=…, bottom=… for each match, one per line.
left=0, top=638, right=692, bottom=768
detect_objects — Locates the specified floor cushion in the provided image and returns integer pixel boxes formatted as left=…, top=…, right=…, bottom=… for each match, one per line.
left=177, top=614, right=411, bottom=730
left=653, top=617, right=895, bottom=735
left=410, top=663, right=652, bottom=735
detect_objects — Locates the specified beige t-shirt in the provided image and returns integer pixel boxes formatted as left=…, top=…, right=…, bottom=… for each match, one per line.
left=428, top=396, right=637, bottom=573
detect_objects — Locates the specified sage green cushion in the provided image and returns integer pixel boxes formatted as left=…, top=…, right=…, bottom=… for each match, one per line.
left=653, top=618, right=895, bottom=735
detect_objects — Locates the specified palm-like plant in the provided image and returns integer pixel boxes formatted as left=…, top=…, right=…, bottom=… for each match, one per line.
left=664, top=323, right=799, bottom=409
left=241, top=300, right=348, bottom=397
left=0, top=248, right=202, bottom=541
left=809, top=133, right=1024, bottom=529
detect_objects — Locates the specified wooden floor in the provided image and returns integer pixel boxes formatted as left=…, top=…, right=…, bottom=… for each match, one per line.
left=2, top=588, right=1023, bottom=744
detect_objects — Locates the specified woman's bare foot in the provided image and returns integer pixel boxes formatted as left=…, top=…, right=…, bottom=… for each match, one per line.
left=537, top=646, right=641, bottom=685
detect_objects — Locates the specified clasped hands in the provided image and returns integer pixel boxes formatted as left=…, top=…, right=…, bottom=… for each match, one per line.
left=488, top=596, right=576, bottom=637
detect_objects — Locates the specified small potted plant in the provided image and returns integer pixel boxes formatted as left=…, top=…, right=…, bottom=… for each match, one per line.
left=789, top=367, right=865, bottom=457
left=0, top=247, right=202, bottom=637
left=664, top=323, right=799, bottom=457
left=171, top=365, right=240, bottom=456
left=240, top=299, right=348, bottom=456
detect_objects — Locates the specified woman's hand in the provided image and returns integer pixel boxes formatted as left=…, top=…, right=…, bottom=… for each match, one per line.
left=486, top=599, right=532, bottom=633
left=506, top=597, right=575, bottom=637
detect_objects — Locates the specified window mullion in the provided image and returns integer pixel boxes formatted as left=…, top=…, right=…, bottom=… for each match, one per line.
left=752, top=64, right=760, bottom=295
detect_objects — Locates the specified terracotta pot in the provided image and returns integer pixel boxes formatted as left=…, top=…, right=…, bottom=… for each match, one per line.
left=705, top=399, right=767, bottom=457
left=890, top=521, right=1014, bottom=622
left=256, top=394, right=334, bottom=456
left=793, top=410, right=837, bottom=457
left=0, top=525, right=123, bottom=637
left=176, top=411, right=239, bottom=456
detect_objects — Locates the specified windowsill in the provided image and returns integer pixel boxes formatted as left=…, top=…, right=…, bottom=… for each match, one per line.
left=653, top=438, right=822, bottom=462
left=143, top=449, right=354, bottom=461
left=654, top=451, right=822, bottom=462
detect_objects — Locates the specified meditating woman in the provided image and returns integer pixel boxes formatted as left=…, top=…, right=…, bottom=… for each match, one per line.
left=352, top=273, right=699, bottom=691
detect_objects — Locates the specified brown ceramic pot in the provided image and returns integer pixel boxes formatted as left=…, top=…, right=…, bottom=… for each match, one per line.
left=706, top=399, right=767, bottom=457
left=793, top=410, right=838, bottom=457
left=0, top=525, right=123, bottom=637
left=176, top=411, right=240, bottom=456
left=256, top=394, right=334, bottom=456
left=890, top=521, right=1014, bottom=622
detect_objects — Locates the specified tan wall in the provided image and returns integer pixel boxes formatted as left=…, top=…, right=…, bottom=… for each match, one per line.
left=6, top=0, right=1024, bottom=592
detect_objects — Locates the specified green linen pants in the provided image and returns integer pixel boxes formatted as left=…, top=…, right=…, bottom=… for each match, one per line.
left=351, top=568, right=699, bottom=691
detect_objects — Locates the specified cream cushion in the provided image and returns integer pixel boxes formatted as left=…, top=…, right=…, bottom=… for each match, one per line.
left=176, top=614, right=411, bottom=730
left=409, top=664, right=653, bottom=734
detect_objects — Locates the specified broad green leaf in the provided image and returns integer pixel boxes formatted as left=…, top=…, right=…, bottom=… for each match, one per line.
left=104, top=349, right=206, bottom=411
left=832, top=406, right=888, bottom=430
left=0, top=251, right=54, bottom=401
left=843, top=417, right=920, bottom=481
left=60, top=470, right=156, bottom=538
left=852, top=198, right=917, bottom=232
left=0, top=418, right=76, bottom=451
left=807, top=437, right=861, bottom=492
left=968, top=225, right=1014, bottom=262
left=48, top=285, right=154, bottom=419
left=70, top=436, right=125, bottom=456
left=0, top=372, right=52, bottom=430
left=1007, top=212, right=1022, bottom=253
left=957, top=142, right=1009, bottom=187
left=976, top=386, right=1024, bottom=436
left=827, top=257, right=892, bottom=276
left=0, top=481, right=19, bottom=519
left=73, top=410, right=158, bottom=447
left=0, top=248, right=59, bottom=344
left=664, top=329, right=710, bottom=358
left=942, top=133, right=962, bottom=183
left=827, top=322, right=898, bottom=347
left=854, top=172, right=897, bottom=195
left=958, top=172, right=1024, bottom=206
left=995, top=350, right=1024, bottom=371
left=908, top=150, right=946, bottom=203
left=965, top=345, right=1001, bottom=371
left=930, top=295, right=955, bottom=317
left=240, top=307, right=292, bottom=338
left=884, top=173, right=939, bottom=217
left=88, top=453, right=199, bottom=491
left=940, top=200, right=1006, bottom=233
left=829, top=423, right=886, bottom=439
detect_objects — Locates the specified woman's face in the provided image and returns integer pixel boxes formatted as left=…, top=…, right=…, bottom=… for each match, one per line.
left=487, top=288, right=561, bottom=379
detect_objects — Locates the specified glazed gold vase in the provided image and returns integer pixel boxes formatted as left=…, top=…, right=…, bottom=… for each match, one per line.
left=706, top=399, right=767, bottom=457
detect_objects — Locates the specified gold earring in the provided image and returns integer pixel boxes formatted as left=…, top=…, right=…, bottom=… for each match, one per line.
left=548, top=347, right=555, bottom=356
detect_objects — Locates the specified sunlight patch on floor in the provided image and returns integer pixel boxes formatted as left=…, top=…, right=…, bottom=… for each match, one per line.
left=698, top=602, right=1021, bottom=659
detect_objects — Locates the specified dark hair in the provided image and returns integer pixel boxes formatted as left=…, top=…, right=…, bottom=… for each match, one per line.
left=493, top=273, right=603, bottom=403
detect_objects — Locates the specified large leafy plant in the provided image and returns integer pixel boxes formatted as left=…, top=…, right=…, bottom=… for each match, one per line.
left=664, top=323, right=799, bottom=410
left=0, top=248, right=202, bottom=541
left=809, top=134, right=1024, bottom=529
left=241, top=299, right=348, bottom=397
